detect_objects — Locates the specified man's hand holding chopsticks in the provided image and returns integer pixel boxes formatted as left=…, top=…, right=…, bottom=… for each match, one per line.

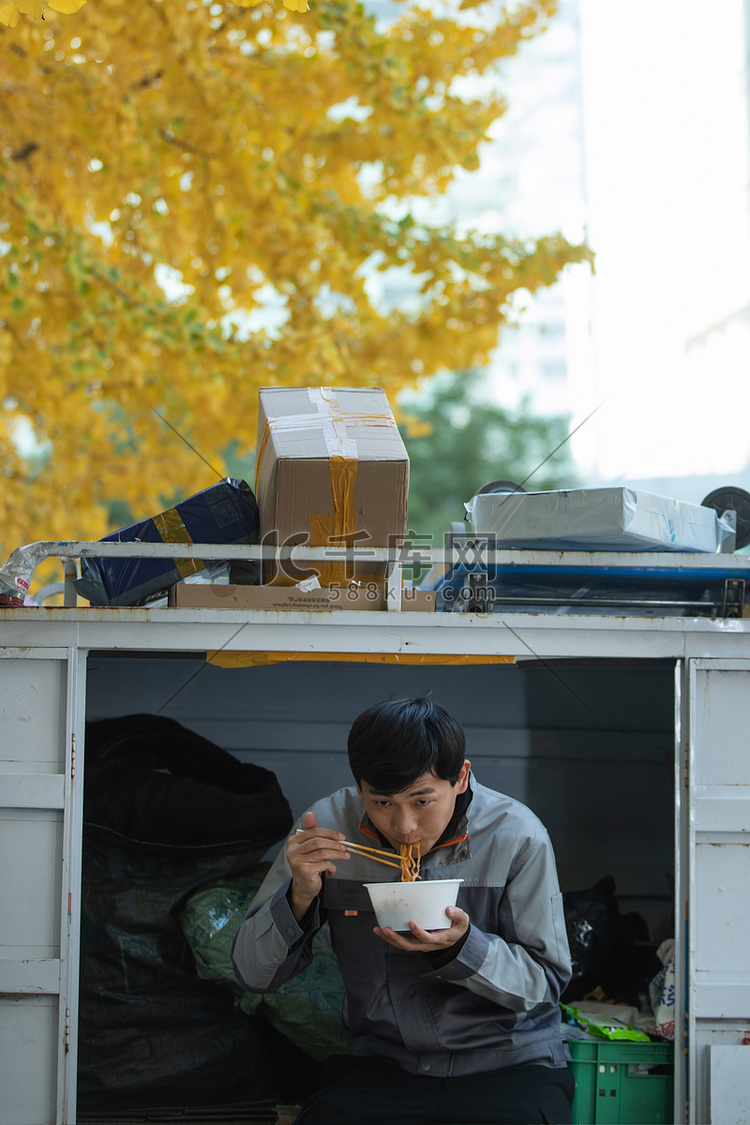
left=287, top=811, right=350, bottom=921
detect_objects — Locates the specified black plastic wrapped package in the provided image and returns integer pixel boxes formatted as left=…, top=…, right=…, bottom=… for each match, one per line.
left=74, top=477, right=259, bottom=607
left=77, top=715, right=293, bottom=1113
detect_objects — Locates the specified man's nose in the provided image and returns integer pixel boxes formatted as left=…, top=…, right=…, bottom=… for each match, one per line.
left=392, top=808, right=418, bottom=838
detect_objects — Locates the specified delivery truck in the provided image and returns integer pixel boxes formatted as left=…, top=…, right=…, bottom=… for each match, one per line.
left=2, top=537, right=750, bottom=1125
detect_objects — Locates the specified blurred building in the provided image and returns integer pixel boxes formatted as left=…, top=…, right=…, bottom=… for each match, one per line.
left=480, top=0, right=591, bottom=427
left=677, top=0, right=750, bottom=476
left=577, top=0, right=750, bottom=484
left=478, top=0, right=750, bottom=491
left=369, top=0, right=593, bottom=438
left=373, top=0, right=750, bottom=495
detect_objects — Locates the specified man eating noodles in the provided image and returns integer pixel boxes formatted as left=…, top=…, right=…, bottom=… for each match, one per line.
left=232, top=696, right=573, bottom=1125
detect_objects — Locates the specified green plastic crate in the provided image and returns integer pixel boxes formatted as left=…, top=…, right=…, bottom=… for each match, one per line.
left=569, top=1039, right=674, bottom=1124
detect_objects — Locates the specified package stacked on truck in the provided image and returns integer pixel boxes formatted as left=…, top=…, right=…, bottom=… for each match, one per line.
left=74, top=477, right=260, bottom=607
left=422, top=485, right=741, bottom=616
left=464, top=487, right=734, bottom=552
left=255, top=385, right=409, bottom=583
left=174, top=386, right=413, bottom=612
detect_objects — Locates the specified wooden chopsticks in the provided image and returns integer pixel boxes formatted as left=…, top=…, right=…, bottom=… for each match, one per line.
left=295, top=829, right=403, bottom=871
left=341, top=840, right=403, bottom=870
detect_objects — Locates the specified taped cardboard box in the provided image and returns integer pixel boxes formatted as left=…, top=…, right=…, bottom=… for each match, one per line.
left=255, top=387, right=409, bottom=585
left=169, top=583, right=435, bottom=613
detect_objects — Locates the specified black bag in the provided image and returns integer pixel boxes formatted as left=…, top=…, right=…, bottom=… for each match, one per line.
left=562, top=875, right=660, bottom=1007
left=78, top=714, right=293, bottom=1112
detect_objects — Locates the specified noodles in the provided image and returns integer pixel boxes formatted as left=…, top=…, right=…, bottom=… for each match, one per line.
left=400, top=842, right=421, bottom=882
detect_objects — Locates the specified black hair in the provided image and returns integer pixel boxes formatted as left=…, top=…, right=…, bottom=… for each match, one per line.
left=347, top=696, right=466, bottom=793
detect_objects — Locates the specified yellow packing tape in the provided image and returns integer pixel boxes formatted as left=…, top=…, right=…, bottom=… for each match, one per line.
left=254, top=419, right=272, bottom=492
left=307, top=515, right=383, bottom=586
left=330, top=454, right=357, bottom=543
left=152, top=508, right=203, bottom=580
left=308, top=453, right=361, bottom=584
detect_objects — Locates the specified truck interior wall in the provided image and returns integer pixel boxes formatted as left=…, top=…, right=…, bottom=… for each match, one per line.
left=86, top=654, right=676, bottom=933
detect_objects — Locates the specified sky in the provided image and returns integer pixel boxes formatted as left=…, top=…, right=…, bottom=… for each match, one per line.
left=572, top=0, right=750, bottom=483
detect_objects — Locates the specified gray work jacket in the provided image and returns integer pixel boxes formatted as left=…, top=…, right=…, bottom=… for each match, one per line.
left=231, top=776, right=572, bottom=1078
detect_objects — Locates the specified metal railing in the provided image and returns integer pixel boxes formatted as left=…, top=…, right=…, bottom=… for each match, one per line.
left=3, top=538, right=750, bottom=614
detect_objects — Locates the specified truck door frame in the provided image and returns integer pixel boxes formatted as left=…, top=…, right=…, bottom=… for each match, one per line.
left=0, top=646, right=86, bottom=1125
left=681, top=657, right=750, bottom=1125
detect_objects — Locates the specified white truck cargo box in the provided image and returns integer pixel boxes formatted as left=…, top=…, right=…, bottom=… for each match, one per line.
left=2, top=541, right=750, bottom=1125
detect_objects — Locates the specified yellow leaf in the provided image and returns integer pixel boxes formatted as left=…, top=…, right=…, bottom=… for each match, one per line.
left=12, top=0, right=43, bottom=16
left=48, top=0, right=87, bottom=12
left=282, top=0, right=309, bottom=10
left=0, top=2, right=20, bottom=25
left=400, top=413, right=433, bottom=439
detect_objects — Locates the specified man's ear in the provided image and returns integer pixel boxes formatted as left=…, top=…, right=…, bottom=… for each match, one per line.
left=455, top=760, right=471, bottom=794
left=355, top=781, right=363, bottom=797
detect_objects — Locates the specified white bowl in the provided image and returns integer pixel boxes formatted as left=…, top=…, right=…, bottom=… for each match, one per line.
left=364, top=878, right=463, bottom=932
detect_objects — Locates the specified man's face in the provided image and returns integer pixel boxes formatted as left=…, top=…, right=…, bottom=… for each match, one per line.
left=357, top=761, right=471, bottom=856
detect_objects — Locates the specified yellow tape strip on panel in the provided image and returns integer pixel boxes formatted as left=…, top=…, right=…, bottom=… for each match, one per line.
left=207, top=652, right=516, bottom=668
left=152, top=509, right=203, bottom=579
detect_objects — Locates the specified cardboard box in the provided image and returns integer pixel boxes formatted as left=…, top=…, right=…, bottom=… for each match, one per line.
left=255, top=387, right=409, bottom=584
left=169, top=582, right=435, bottom=613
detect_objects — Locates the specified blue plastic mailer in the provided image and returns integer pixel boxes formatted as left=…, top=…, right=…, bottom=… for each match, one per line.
left=74, top=478, right=259, bottom=607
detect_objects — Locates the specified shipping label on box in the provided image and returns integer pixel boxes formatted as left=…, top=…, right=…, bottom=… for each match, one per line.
left=255, top=387, right=409, bottom=584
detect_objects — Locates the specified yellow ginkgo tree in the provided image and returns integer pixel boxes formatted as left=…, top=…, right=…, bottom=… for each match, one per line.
left=0, top=0, right=310, bottom=28
left=0, top=0, right=590, bottom=562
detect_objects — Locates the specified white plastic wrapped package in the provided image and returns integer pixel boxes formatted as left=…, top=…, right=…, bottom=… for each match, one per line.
left=464, top=488, right=735, bottom=553
left=649, top=939, right=676, bottom=1040
left=0, top=541, right=55, bottom=602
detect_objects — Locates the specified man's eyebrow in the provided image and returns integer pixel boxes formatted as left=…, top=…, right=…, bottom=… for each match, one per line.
left=367, top=786, right=438, bottom=797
